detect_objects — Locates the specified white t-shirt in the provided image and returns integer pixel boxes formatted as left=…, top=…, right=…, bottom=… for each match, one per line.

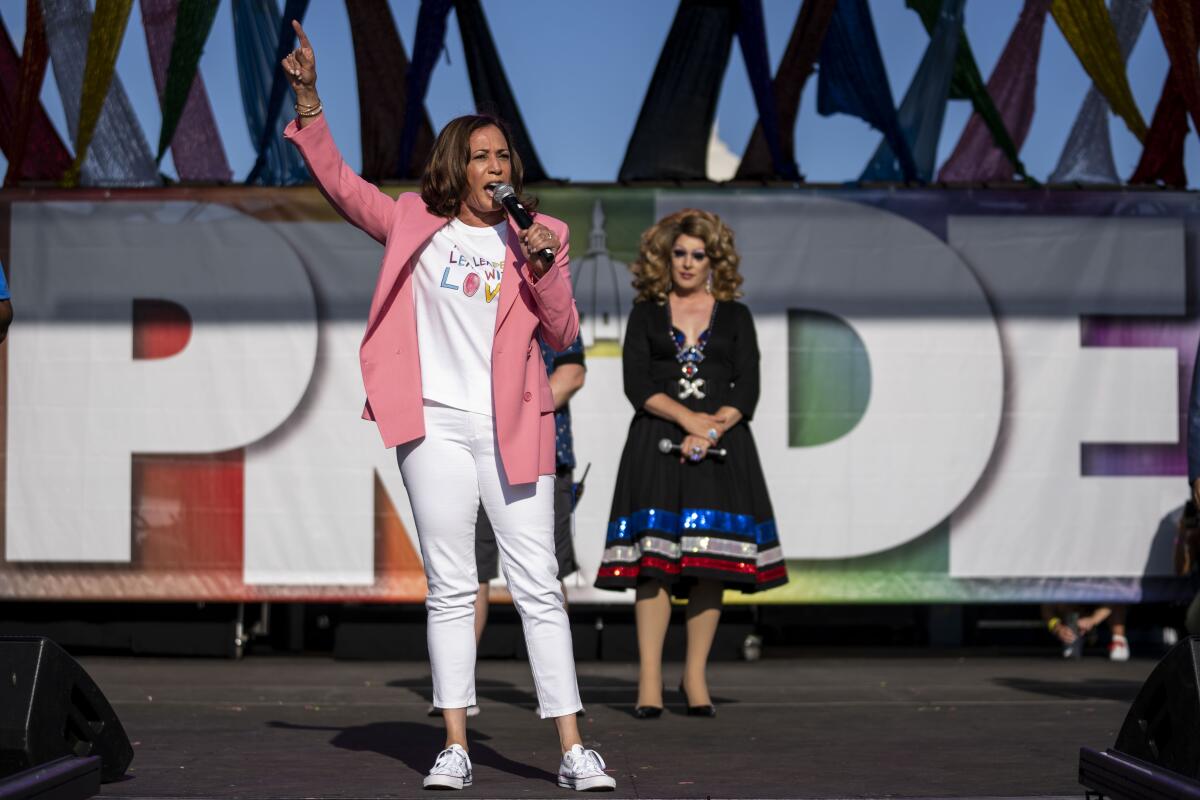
left=413, top=218, right=508, bottom=415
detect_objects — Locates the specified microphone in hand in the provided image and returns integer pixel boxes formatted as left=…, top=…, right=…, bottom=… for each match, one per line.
left=658, top=438, right=728, bottom=459
left=492, top=183, right=554, bottom=266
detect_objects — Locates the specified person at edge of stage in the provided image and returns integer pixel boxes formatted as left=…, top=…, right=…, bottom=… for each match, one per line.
left=0, top=259, right=13, bottom=343
left=280, top=21, right=615, bottom=793
left=594, top=208, right=788, bottom=718
left=1183, top=343, right=1200, bottom=635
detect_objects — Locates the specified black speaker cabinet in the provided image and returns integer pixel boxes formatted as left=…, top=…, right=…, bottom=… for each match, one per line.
left=0, top=636, right=132, bottom=782
left=1114, top=635, right=1200, bottom=780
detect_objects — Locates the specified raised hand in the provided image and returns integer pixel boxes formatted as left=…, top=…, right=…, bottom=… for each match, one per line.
left=281, top=20, right=317, bottom=98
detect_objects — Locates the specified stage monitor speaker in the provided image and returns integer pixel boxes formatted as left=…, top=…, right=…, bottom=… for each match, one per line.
left=0, top=636, right=133, bottom=782
left=1113, top=634, right=1200, bottom=780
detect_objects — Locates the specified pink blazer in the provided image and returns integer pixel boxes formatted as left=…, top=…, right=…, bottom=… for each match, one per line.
left=284, top=116, right=579, bottom=485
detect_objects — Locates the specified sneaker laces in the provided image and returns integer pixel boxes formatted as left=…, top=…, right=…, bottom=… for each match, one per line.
left=432, top=746, right=468, bottom=775
left=566, top=745, right=606, bottom=776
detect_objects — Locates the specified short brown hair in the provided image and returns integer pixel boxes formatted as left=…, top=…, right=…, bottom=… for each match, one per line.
left=419, top=114, right=538, bottom=218
left=630, top=208, right=743, bottom=303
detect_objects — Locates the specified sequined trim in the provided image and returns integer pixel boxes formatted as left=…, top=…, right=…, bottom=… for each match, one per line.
left=682, top=556, right=758, bottom=574
left=599, top=506, right=787, bottom=591
left=756, top=545, right=784, bottom=566
left=604, top=535, right=763, bottom=566
left=606, top=507, right=778, bottom=545
left=642, top=556, right=682, bottom=574
left=603, top=545, right=636, bottom=563
left=597, top=565, right=639, bottom=580
left=682, top=535, right=758, bottom=558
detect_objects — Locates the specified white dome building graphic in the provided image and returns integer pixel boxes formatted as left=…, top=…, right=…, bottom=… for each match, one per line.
left=571, top=200, right=629, bottom=358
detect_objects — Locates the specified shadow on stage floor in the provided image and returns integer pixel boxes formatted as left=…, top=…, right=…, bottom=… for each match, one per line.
left=266, top=719, right=558, bottom=783
left=77, top=651, right=1153, bottom=800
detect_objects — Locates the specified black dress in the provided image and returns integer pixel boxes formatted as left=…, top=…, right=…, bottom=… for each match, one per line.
left=595, top=299, right=788, bottom=596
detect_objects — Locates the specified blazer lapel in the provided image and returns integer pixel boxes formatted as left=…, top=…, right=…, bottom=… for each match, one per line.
left=366, top=207, right=446, bottom=331
left=494, top=224, right=524, bottom=334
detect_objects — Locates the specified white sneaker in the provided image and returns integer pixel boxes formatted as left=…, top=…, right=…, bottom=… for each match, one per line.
left=1109, top=635, right=1130, bottom=662
left=423, top=744, right=472, bottom=790
left=558, top=744, right=616, bottom=791
left=426, top=705, right=480, bottom=718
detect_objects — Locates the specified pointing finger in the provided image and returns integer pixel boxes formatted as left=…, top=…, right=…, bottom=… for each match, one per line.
left=292, top=19, right=311, bottom=50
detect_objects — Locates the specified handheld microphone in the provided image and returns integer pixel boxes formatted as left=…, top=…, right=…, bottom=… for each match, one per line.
left=658, top=438, right=728, bottom=459
left=492, top=183, right=554, bottom=266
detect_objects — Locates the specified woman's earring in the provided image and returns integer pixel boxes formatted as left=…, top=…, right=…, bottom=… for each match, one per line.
left=705, top=272, right=713, bottom=294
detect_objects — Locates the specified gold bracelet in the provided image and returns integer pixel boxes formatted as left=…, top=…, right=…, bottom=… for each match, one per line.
left=295, top=103, right=324, bottom=118
left=294, top=99, right=321, bottom=110
left=1047, top=616, right=1061, bottom=632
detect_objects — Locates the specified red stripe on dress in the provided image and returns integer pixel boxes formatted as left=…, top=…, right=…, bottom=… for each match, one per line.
left=680, top=556, right=757, bottom=574
left=598, top=565, right=639, bottom=579
left=756, top=565, right=788, bottom=583
left=641, top=556, right=682, bottom=574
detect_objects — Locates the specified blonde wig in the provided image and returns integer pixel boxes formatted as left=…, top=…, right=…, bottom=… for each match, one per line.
left=629, top=208, right=743, bottom=303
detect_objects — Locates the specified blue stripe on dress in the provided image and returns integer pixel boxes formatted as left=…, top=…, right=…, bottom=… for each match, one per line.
left=607, top=507, right=778, bottom=546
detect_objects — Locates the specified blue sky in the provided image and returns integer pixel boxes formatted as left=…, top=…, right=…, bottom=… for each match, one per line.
left=2, top=0, right=1197, bottom=184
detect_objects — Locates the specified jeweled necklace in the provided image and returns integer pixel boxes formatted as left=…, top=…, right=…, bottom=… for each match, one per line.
left=668, top=299, right=718, bottom=400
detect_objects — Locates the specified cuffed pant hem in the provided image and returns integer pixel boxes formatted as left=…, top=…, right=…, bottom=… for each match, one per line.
left=538, top=703, right=584, bottom=720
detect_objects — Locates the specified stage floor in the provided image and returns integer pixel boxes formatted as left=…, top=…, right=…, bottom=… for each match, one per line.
left=86, top=651, right=1147, bottom=799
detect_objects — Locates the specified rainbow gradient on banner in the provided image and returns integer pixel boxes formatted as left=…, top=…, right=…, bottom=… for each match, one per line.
left=0, top=187, right=1196, bottom=605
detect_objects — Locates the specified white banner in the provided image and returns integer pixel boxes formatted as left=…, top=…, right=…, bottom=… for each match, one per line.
left=1, top=189, right=1194, bottom=603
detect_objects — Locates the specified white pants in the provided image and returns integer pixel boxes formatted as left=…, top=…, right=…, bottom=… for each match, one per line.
left=397, top=401, right=582, bottom=718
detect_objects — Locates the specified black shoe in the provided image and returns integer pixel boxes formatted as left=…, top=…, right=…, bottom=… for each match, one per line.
left=633, top=705, right=663, bottom=719
left=678, top=682, right=716, bottom=717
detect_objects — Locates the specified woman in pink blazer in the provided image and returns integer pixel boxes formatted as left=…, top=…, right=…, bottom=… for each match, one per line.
left=282, top=23, right=614, bottom=793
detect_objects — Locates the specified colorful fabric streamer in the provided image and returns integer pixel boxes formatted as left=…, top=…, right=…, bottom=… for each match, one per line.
left=66, top=0, right=135, bottom=185
left=937, top=0, right=1051, bottom=182
left=735, top=0, right=837, bottom=180
left=345, top=0, right=434, bottom=181
left=817, top=0, right=918, bottom=182
left=1, top=1, right=72, bottom=184
left=1131, top=69, right=1190, bottom=185
left=909, top=0, right=1029, bottom=181
left=232, top=0, right=309, bottom=185
left=1051, top=0, right=1148, bottom=140
left=619, top=0, right=738, bottom=181
left=1049, top=0, right=1150, bottom=183
left=1130, top=0, right=1200, bottom=185
left=41, top=0, right=159, bottom=186
left=861, top=0, right=965, bottom=182
left=397, top=0, right=451, bottom=179
left=1151, top=0, right=1200, bottom=132
left=455, top=0, right=547, bottom=181
left=141, top=0, right=231, bottom=182
left=244, top=0, right=309, bottom=184
left=733, top=0, right=794, bottom=179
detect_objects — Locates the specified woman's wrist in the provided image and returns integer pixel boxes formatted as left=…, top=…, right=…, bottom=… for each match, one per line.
left=294, top=88, right=320, bottom=106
